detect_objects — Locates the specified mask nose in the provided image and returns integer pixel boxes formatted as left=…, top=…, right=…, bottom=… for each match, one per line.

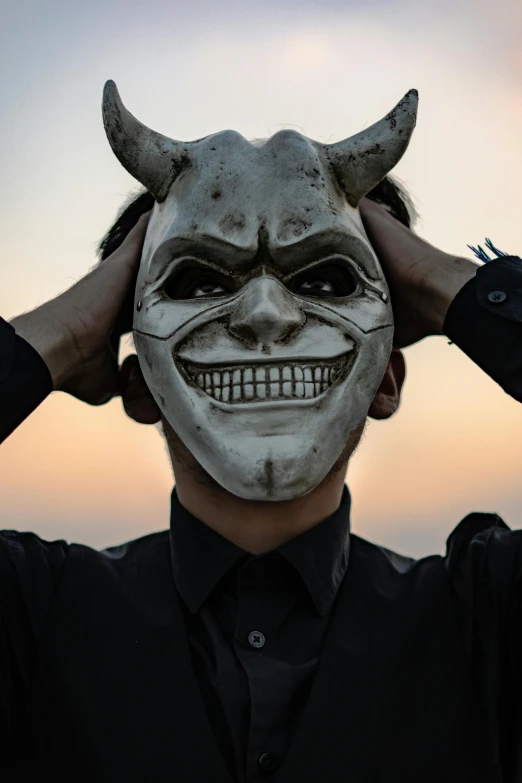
left=228, top=276, right=305, bottom=347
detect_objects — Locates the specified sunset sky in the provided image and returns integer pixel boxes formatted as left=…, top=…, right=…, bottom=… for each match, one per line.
left=1, top=0, right=521, bottom=556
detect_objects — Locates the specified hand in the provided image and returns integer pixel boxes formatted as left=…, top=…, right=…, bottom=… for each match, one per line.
left=358, top=198, right=478, bottom=348
left=11, top=212, right=151, bottom=406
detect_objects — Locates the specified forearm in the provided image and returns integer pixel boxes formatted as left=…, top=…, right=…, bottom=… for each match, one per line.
left=0, top=317, right=53, bottom=443
left=11, top=303, right=73, bottom=390
left=422, top=255, right=477, bottom=335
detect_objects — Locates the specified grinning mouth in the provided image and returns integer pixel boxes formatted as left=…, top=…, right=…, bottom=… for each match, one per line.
left=181, top=354, right=353, bottom=404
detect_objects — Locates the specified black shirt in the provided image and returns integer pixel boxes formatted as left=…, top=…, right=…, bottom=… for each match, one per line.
left=2, top=256, right=522, bottom=781
left=170, top=487, right=352, bottom=781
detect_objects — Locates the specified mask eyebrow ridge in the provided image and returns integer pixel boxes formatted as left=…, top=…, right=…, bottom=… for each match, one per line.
left=148, top=233, right=258, bottom=277
left=269, top=228, right=378, bottom=276
left=147, top=227, right=379, bottom=280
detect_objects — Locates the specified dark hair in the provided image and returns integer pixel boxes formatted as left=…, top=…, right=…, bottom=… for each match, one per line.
left=98, top=173, right=417, bottom=337
left=366, top=174, right=418, bottom=229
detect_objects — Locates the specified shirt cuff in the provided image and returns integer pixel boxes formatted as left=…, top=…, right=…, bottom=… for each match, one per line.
left=0, top=316, right=53, bottom=443
left=443, top=256, right=522, bottom=401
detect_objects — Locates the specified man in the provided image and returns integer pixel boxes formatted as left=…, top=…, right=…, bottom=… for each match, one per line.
left=1, top=87, right=522, bottom=782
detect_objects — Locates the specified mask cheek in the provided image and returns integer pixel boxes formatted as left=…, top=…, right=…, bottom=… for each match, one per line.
left=135, top=333, right=211, bottom=447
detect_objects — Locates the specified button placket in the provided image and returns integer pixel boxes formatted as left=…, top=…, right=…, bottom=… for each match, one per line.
left=236, top=554, right=284, bottom=780
left=258, top=752, right=278, bottom=774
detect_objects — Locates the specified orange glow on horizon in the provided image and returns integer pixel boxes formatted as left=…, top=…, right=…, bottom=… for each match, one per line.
left=1, top=1, right=521, bottom=555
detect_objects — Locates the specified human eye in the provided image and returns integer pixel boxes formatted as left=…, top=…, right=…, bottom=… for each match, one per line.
left=190, top=281, right=228, bottom=298
left=298, top=278, right=335, bottom=295
left=164, top=263, right=236, bottom=300
left=288, top=259, right=358, bottom=298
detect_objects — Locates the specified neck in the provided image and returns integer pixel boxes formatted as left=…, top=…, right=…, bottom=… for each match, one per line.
left=165, top=421, right=362, bottom=555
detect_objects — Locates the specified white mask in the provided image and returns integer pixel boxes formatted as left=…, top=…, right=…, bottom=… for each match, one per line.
left=103, top=83, right=418, bottom=500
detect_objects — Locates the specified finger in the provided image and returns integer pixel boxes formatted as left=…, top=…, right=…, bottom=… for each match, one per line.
left=110, top=210, right=152, bottom=270
left=81, top=211, right=152, bottom=317
left=359, top=198, right=396, bottom=231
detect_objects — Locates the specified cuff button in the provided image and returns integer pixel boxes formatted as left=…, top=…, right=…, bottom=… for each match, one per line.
left=488, top=290, right=507, bottom=303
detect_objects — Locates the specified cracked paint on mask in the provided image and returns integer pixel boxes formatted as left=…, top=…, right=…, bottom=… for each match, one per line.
left=103, top=82, right=418, bottom=500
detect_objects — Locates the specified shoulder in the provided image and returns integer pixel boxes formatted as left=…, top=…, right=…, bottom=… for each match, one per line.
left=0, top=528, right=172, bottom=646
left=349, top=532, right=433, bottom=576
left=0, top=529, right=70, bottom=586
left=350, top=510, right=521, bottom=596
left=68, top=528, right=170, bottom=570
left=60, top=529, right=172, bottom=597
left=0, top=528, right=171, bottom=614
left=0, top=530, right=71, bottom=642
left=352, top=512, right=522, bottom=631
left=352, top=511, right=519, bottom=573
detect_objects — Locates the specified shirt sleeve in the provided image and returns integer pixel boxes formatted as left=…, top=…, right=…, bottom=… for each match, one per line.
left=444, top=513, right=522, bottom=774
left=0, top=530, right=69, bottom=761
left=0, top=316, right=53, bottom=444
left=444, top=255, right=522, bottom=402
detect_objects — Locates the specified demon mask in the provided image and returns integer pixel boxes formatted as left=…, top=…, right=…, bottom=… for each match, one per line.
left=103, top=82, right=418, bottom=500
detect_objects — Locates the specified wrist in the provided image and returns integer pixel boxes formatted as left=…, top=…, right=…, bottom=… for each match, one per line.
left=422, top=254, right=478, bottom=335
left=10, top=306, right=78, bottom=390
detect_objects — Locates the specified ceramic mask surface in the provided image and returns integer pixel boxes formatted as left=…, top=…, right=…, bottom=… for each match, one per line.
left=103, top=83, right=418, bottom=500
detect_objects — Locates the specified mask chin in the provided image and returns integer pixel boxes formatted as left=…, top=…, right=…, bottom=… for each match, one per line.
left=165, top=380, right=374, bottom=502
left=212, top=438, right=326, bottom=501
left=136, top=322, right=393, bottom=502
left=163, top=412, right=364, bottom=502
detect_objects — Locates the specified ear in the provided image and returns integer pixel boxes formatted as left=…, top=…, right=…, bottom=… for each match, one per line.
left=119, top=355, right=161, bottom=424
left=368, top=348, right=406, bottom=420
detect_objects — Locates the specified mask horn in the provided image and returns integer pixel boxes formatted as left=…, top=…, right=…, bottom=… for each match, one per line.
left=325, top=89, right=418, bottom=207
left=102, top=80, right=189, bottom=202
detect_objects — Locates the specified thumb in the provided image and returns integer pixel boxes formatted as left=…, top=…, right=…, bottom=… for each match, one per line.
left=103, top=210, right=152, bottom=274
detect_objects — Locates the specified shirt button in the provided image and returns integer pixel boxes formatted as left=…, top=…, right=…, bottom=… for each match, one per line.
left=258, top=752, right=278, bottom=774
left=249, top=560, right=265, bottom=579
left=248, top=630, right=265, bottom=648
left=488, top=290, right=507, bottom=303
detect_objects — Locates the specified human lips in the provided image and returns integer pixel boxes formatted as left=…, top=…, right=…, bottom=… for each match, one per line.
left=181, top=354, right=353, bottom=404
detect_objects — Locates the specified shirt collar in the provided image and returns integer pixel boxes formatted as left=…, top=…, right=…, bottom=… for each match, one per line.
left=169, top=486, right=352, bottom=618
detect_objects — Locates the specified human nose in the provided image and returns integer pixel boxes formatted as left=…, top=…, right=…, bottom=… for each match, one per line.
left=228, top=276, right=305, bottom=347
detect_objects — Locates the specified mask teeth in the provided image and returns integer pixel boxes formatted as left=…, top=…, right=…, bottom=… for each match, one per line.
left=187, top=358, right=348, bottom=403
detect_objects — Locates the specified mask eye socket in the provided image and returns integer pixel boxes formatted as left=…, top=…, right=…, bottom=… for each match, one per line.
left=164, top=265, right=236, bottom=300
left=288, top=260, right=358, bottom=299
